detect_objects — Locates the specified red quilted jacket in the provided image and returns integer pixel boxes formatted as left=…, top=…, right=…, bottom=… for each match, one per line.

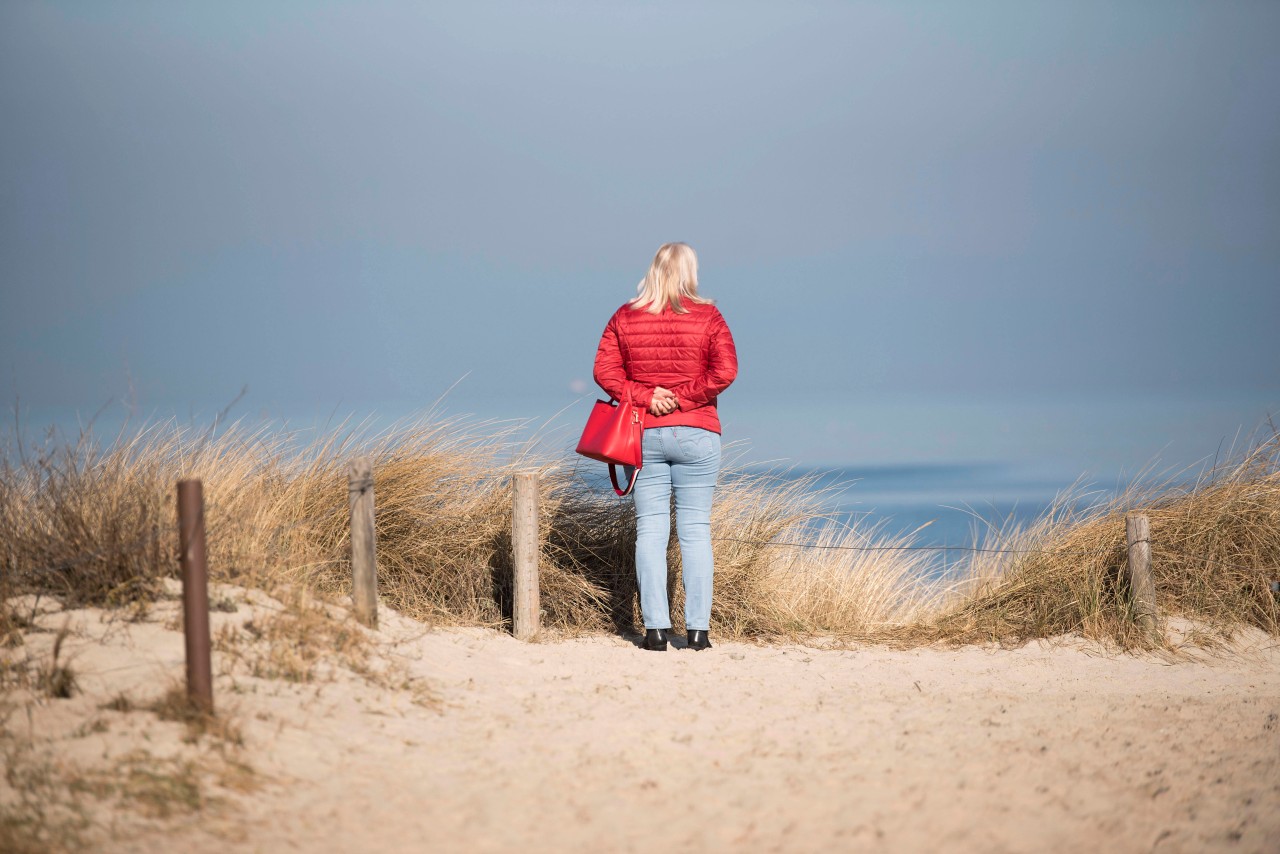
left=593, top=300, right=738, bottom=434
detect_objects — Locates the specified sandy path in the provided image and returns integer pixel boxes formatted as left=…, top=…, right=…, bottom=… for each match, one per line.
left=6, top=592, right=1278, bottom=853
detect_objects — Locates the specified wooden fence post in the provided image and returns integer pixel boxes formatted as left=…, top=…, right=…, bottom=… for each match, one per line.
left=177, top=479, right=213, bottom=712
left=1125, top=514, right=1159, bottom=640
left=512, top=471, right=540, bottom=641
left=348, top=457, right=378, bottom=629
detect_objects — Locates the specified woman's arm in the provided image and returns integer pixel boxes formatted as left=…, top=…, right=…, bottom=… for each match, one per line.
left=669, top=310, right=738, bottom=409
left=592, top=313, right=655, bottom=407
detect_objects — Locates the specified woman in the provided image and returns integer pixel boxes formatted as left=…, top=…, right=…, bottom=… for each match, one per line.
left=592, top=242, right=738, bottom=652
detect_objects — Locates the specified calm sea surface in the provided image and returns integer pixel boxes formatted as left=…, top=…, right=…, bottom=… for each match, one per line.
left=764, top=462, right=1104, bottom=545
left=579, top=459, right=1122, bottom=570
left=734, top=461, right=1132, bottom=578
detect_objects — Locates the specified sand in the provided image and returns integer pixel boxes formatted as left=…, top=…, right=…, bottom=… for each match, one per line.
left=2, top=584, right=1278, bottom=853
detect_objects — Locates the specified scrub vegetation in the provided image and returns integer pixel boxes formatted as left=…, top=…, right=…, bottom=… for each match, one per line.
left=0, top=414, right=1276, bottom=651
left=1, top=410, right=1277, bottom=850
left=918, top=433, right=1280, bottom=648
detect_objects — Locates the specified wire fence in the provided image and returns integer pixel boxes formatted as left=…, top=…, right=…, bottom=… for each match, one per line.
left=708, top=536, right=1275, bottom=575
left=708, top=536, right=1102, bottom=557
left=16, top=526, right=169, bottom=576
left=5, top=508, right=1275, bottom=579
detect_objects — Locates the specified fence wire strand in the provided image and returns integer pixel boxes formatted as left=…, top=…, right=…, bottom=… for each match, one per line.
left=8, top=532, right=1274, bottom=580
left=5, top=491, right=1277, bottom=579
left=708, top=536, right=1100, bottom=557
left=9, top=526, right=168, bottom=576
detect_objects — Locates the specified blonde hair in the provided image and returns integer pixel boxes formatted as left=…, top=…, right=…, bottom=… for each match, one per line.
left=631, top=242, right=711, bottom=314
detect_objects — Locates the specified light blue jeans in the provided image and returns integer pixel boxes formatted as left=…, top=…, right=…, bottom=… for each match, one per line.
left=632, top=426, right=722, bottom=631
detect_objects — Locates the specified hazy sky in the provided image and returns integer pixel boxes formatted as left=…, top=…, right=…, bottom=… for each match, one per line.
left=2, top=1, right=1277, bottom=470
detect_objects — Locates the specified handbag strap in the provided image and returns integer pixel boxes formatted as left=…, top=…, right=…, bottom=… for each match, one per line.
left=621, top=384, right=646, bottom=427
left=609, top=464, right=640, bottom=497
left=611, top=384, right=644, bottom=497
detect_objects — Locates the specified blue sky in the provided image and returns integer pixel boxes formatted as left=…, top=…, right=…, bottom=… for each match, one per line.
left=2, top=1, right=1277, bottom=474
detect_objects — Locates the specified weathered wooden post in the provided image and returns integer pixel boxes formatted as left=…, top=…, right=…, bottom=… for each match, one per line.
left=177, top=479, right=213, bottom=712
left=1125, top=514, right=1159, bottom=640
left=512, top=471, right=540, bottom=641
left=348, top=457, right=378, bottom=629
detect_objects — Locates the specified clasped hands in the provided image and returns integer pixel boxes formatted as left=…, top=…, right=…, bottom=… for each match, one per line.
left=649, top=387, right=678, bottom=417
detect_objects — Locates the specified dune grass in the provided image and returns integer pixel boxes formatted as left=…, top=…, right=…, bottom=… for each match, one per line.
left=1, top=413, right=1277, bottom=649
left=918, top=435, right=1280, bottom=648
left=3, top=410, right=1274, bottom=853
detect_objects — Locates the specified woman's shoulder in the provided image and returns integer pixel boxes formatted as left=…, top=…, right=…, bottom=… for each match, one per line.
left=607, top=302, right=635, bottom=327
left=689, top=301, right=726, bottom=325
left=611, top=300, right=724, bottom=324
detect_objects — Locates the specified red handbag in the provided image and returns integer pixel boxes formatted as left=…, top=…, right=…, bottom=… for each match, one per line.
left=575, top=391, right=645, bottom=496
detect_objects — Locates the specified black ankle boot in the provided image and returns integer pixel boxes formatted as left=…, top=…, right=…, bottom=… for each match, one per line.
left=686, top=630, right=711, bottom=651
left=643, top=628, right=668, bottom=651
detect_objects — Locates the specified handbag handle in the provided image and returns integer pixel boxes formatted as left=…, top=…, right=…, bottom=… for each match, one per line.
left=612, top=385, right=644, bottom=496
left=609, top=464, right=640, bottom=496
left=603, top=383, right=644, bottom=497
left=609, top=384, right=632, bottom=407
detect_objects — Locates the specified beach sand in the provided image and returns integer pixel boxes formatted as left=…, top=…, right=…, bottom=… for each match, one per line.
left=3, top=584, right=1278, bottom=853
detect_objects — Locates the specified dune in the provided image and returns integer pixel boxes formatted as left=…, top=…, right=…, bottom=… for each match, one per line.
left=2, top=581, right=1277, bottom=853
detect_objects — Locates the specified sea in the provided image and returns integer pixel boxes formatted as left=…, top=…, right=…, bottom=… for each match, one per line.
left=579, top=458, right=1117, bottom=552
left=763, top=461, right=1102, bottom=547
left=753, top=461, right=1126, bottom=575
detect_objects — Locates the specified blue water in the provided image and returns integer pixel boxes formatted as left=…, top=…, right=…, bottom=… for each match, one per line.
left=750, top=461, right=1117, bottom=548
left=577, top=458, right=1117, bottom=557
left=568, top=459, right=1117, bottom=578
left=724, top=461, right=1131, bottom=578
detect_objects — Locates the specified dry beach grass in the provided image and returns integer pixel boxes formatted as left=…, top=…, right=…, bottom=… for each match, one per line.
left=1, top=413, right=1276, bottom=646
left=919, top=436, right=1280, bottom=649
left=0, top=415, right=946, bottom=641
left=1, top=413, right=1278, bottom=850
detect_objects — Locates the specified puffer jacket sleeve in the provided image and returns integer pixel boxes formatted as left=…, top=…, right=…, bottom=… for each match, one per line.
left=593, top=311, right=655, bottom=407
left=670, top=309, right=738, bottom=409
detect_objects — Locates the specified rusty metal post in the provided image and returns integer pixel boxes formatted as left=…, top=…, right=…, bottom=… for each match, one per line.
left=348, top=457, right=378, bottom=628
left=177, top=479, right=213, bottom=712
